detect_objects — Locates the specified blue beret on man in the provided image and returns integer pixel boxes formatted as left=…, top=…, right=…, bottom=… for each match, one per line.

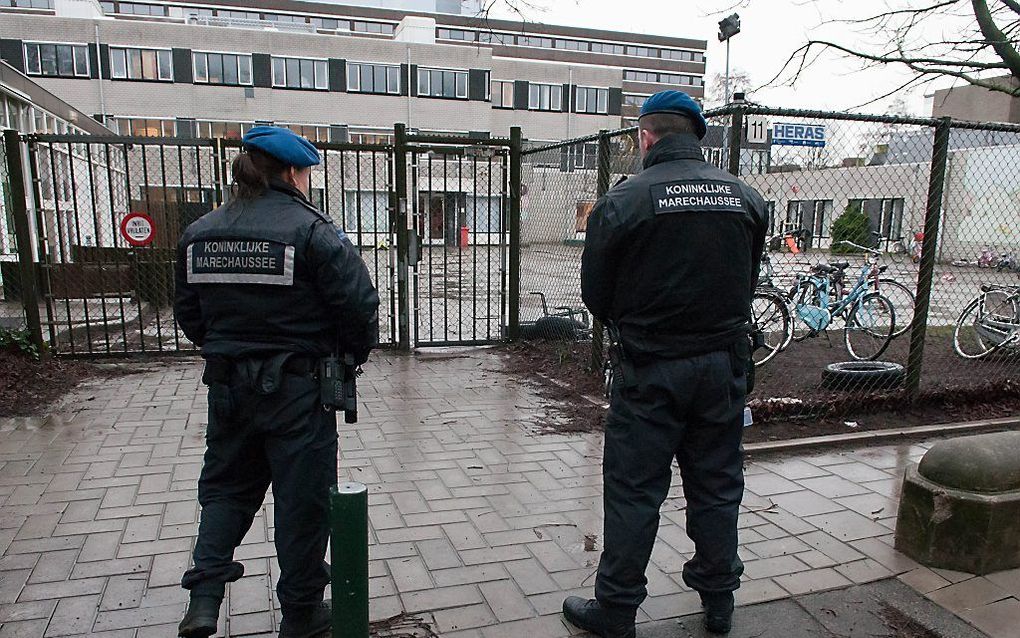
left=639, top=90, right=708, bottom=140
left=242, top=126, right=320, bottom=168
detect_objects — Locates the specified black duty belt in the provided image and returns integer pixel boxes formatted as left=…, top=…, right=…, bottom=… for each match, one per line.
left=202, top=354, right=317, bottom=385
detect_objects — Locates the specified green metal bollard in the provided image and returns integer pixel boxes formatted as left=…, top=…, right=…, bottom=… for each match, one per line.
left=330, top=482, right=369, bottom=638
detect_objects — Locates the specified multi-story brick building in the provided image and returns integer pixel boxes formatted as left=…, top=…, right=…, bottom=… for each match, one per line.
left=0, top=0, right=707, bottom=143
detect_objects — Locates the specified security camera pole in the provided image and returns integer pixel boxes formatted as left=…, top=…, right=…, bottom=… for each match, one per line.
left=718, top=13, right=741, bottom=166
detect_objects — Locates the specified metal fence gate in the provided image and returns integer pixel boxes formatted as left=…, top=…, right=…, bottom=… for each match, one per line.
left=397, top=127, right=519, bottom=347
left=1, top=124, right=520, bottom=357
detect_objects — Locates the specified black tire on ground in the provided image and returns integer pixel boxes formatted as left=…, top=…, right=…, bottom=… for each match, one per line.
left=820, top=361, right=906, bottom=391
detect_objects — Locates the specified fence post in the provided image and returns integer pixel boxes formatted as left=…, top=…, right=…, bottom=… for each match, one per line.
left=393, top=123, right=411, bottom=352
left=905, top=116, right=951, bottom=397
left=590, top=129, right=612, bottom=372
left=507, top=127, right=523, bottom=342
left=727, top=107, right=744, bottom=177
left=3, top=130, right=44, bottom=355
left=330, top=482, right=369, bottom=638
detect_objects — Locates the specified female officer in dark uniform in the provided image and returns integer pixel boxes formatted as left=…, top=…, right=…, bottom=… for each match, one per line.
left=174, top=126, right=379, bottom=638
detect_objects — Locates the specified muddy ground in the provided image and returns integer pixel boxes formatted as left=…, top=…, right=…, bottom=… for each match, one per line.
left=504, top=334, right=1020, bottom=443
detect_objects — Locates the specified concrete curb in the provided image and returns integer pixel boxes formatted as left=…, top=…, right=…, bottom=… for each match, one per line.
left=744, top=416, right=1020, bottom=454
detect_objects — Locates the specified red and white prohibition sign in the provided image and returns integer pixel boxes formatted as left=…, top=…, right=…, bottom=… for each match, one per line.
left=120, top=212, right=156, bottom=247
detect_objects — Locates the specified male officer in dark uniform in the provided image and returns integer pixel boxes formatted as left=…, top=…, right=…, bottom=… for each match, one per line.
left=562, top=91, right=768, bottom=636
left=174, top=126, right=379, bottom=638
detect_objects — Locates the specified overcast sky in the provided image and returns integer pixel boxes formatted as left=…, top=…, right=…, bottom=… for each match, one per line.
left=487, top=0, right=987, bottom=116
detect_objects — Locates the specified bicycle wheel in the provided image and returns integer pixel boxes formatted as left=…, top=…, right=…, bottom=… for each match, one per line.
left=877, top=278, right=915, bottom=338
left=844, top=293, right=895, bottom=360
left=752, top=290, right=791, bottom=367
left=953, top=290, right=1019, bottom=359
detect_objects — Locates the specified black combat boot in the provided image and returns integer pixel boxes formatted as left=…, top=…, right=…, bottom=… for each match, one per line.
left=562, top=596, right=636, bottom=638
left=178, top=594, right=222, bottom=638
left=279, top=601, right=332, bottom=638
left=700, top=591, right=734, bottom=634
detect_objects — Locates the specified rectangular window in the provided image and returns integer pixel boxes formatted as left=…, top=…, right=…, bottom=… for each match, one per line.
left=623, top=93, right=648, bottom=108
left=517, top=35, right=554, bottom=48
left=575, top=87, right=609, bottom=114
left=528, top=83, right=562, bottom=111
left=109, top=46, right=172, bottom=81
left=437, top=28, right=474, bottom=41
left=310, top=17, right=344, bottom=30
left=217, top=10, right=259, bottom=20
left=351, top=21, right=395, bottom=35
left=24, top=43, right=89, bottom=78
left=554, top=39, right=587, bottom=51
left=490, top=79, right=514, bottom=108
left=626, top=45, right=659, bottom=58
left=272, top=56, right=328, bottom=90
left=417, top=67, right=468, bottom=99
left=193, top=52, right=252, bottom=86
left=477, top=31, right=513, bottom=45
left=346, top=62, right=400, bottom=95
left=116, top=2, right=166, bottom=15
left=591, top=42, right=625, bottom=55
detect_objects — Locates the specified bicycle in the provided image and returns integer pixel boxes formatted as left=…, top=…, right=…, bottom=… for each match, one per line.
left=952, top=284, right=1020, bottom=359
left=751, top=231, right=807, bottom=367
left=830, top=241, right=916, bottom=339
left=788, top=243, right=897, bottom=360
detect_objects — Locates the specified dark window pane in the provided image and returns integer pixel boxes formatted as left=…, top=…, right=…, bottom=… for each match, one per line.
left=111, top=48, right=126, bottom=77
left=194, top=53, right=207, bottom=81
left=158, top=49, right=172, bottom=79
left=431, top=70, right=443, bottom=96
left=361, top=64, right=372, bottom=91
left=223, top=55, right=238, bottom=84
left=40, top=44, right=57, bottom=75
left=300, top=59, right=313, bottom=88
left=25, top=45, right=40, bottom=74
left=387, top=67, right=399, bottom=93
left=286, top=58, right=300, bottom=88
left=455, top=72, right=466, bottom=97
left=128, top=48, right=142, bottom=78
left=208, top=53, right=223, bottom=83
left=374, top=65, right=385, bottom=93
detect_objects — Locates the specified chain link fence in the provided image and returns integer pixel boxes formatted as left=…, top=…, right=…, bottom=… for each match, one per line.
left=520, top=106, right=1020, bottom=423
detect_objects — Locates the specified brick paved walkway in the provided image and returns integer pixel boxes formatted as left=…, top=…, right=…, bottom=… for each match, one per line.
left=0, top=349, right=1018, bottom=637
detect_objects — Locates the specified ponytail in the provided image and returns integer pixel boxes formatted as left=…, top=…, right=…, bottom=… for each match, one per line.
left=230, top=147, right=288, bottom=200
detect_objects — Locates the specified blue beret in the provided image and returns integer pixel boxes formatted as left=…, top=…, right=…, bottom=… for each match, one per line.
left=242, top=126, right=320, bottom=168
left=640, top=90, right=708, bottom=140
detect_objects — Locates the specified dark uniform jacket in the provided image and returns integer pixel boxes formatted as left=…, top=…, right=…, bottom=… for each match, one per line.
left=581, top=133, right=768, bottom=362
left=174, top=178, right=379, bottom=363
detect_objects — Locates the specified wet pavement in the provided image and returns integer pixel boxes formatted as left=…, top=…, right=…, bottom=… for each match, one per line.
left=0, top=348, right=1017, bottom=637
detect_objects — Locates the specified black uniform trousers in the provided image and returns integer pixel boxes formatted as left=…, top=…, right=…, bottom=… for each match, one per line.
left=181, top=359, right=337, bottom=611
left=595, top=348, right=746, bottom=609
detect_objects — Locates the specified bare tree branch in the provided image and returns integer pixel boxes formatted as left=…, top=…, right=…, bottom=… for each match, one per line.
left=972, top=0, right=1020, bottom=76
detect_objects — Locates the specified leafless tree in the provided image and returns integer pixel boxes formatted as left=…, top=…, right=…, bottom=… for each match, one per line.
left=705, top=69, right=754, bottom=107
left=769, top=0, right=1020, bottom=102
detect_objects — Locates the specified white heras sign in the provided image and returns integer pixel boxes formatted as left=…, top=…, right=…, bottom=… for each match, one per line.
left=772, top=122, right=827, bottom=147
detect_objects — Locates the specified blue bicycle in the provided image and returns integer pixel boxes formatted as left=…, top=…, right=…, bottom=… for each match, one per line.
left=789, top=241, right=896, bottom=360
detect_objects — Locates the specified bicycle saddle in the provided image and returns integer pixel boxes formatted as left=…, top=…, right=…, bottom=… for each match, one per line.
left=811, top=263, right=840, bottom=274
left=832, top=261, right=851, bottom=270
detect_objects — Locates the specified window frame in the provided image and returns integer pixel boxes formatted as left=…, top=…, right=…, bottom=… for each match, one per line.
left=192, top=51, right=253, bottom=86
left=271, top=56, right=329, bottom=91
left=575, top=86, right=609, bottom=115
left=23, top=42, right=90, bottom=79
left=346, top=62, right=401, bottom=95
left=490, top=79, right=514, bottom=109
left=109, top=45, right=173, bottom=81
left=528, top=82, right=562, bottom=112
left=417, top=67, right=469, bottom=100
